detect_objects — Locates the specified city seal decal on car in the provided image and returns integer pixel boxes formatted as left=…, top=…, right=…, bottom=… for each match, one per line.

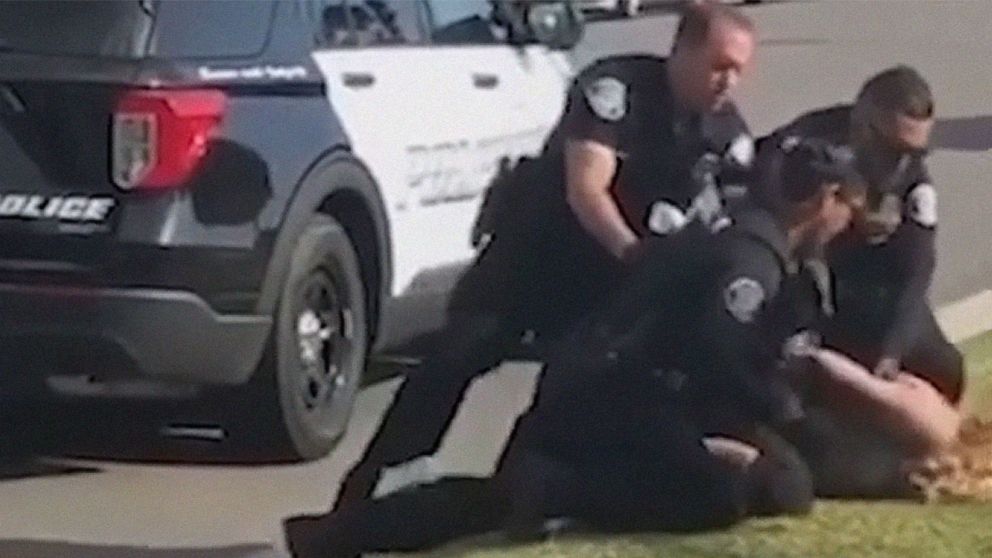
left=0, top=194, right=116, bottom=222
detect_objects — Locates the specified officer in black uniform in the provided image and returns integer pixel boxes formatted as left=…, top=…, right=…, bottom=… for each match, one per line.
left=759, top=66, right=963, bottom=405
left=282, top=139, right=868, bottom=558
left=326, top=1, right=760, bottom=513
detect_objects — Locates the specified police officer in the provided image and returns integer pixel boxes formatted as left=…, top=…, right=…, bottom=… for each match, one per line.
left=758, top=67, right=965, bottom=499
left=330, top=0, right=759, bottom=513
left=760, top=66, right=963, bottom=405
left=282, top=139, right=867, bottom=558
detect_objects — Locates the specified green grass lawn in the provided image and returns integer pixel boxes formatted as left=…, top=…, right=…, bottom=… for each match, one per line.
left=960, top=332, right=992, bottom=420
left=407, top=334, right=992, bottom=558
left=426, top=501, right=992, bottom=558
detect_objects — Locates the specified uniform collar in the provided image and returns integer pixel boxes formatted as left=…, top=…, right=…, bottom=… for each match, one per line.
left=730, top=206, right=835, bottom=315
left=658, top=58, right=699, bottom=135
left=727, top=204, right=792, bottom=271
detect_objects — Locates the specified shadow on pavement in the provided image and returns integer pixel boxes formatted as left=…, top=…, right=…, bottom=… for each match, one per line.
left=0, top=457, right=99, bottom=482
left=933, top=116, right=992, bottom=152
left=47, top=402, right=295, bottom=467
left=1, top=399, right=298, bottom=470
left=0, top=540, right=280, bottom=558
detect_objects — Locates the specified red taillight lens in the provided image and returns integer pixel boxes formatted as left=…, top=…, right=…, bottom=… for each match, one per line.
left=112, top=89, right=227, bottom=191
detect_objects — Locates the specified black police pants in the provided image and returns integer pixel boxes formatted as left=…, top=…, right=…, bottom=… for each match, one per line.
left=310, top=424, right=774, bottom=556
left=333, top=236, right=618, bottom=510
left=332, top=311, right=525, bottom=510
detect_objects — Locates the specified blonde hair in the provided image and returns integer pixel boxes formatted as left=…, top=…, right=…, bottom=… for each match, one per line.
left=909, top=417, right=992, bottom=502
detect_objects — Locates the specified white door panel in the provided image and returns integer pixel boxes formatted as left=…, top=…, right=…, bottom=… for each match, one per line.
left=313, top=45, right=571, bottom=297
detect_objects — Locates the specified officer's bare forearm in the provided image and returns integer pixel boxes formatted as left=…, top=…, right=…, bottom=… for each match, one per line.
left=564, top=139, right=638, bottom=260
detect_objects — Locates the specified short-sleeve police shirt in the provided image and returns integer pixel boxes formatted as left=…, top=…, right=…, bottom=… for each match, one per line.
left=767, top=104, right=938, bottom=356
left=557, top=55, right=753, bottom=237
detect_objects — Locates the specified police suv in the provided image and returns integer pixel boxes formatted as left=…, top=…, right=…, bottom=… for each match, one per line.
left=0, top=0, right=581, bottom=460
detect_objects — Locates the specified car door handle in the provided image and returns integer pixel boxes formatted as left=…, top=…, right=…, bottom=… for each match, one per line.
left=472, top=73, right=499, bottom=89
left=342, top=72, right=375, bottom=89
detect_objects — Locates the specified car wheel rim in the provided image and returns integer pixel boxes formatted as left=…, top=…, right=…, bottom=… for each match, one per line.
left=294, top=269, right=352, bottom=432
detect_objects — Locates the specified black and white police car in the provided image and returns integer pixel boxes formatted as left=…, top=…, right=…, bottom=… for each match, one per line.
left=0, top=0, right=582, bottom=460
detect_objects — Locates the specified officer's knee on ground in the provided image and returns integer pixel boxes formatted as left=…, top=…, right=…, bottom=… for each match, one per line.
left=746, top=453, right=815, bottom=516
left=745, top=430, right=815, bottom=517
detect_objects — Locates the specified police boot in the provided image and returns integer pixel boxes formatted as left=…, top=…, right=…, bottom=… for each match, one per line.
left=333, top=465, right=380, bottom=512
left=283, top=513, right=360, bottom=558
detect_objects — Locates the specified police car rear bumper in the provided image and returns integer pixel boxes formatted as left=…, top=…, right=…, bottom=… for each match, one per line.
left=0, top=283, right=271, bottom=389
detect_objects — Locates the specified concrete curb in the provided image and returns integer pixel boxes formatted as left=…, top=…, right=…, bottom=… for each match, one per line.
left=937, top=290, right=992, bottom=344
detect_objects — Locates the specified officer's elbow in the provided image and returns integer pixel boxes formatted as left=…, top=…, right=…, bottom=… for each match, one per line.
left=564, top=140, right=616, bottom=201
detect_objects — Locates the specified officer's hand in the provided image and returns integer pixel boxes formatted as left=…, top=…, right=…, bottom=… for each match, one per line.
left=858, top=207, right=902, bottom=241
left=873, top=356, right=901, bottom=381
left=782, top=330, right=822, bottom=362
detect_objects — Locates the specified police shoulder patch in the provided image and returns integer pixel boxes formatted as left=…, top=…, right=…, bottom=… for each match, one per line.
left=723, top=277, right=765, bottom=323
left=907, top=183, right=938, bottom=227
left=583, top=76, right=627, bottom=122
left=727, top=133, right=755, bottom=168
left=647, top=200, right=687, bottom=236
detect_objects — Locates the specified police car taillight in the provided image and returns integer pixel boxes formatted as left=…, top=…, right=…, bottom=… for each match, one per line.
left=112, top=90, right=227, bottom=191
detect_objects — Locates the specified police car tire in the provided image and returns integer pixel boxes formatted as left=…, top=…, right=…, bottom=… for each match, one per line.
left=251, top=214, right=367, bottom=461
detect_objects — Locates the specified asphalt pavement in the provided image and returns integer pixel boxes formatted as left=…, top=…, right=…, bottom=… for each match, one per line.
left=2, top=2, right=991, bottom=557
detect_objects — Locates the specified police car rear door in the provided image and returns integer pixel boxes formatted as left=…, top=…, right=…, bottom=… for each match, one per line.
left=424, top=0, right=573, bottom=234
left=313, top=0, right=571, bottom=298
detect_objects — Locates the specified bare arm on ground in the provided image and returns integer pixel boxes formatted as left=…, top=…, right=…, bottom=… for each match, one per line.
left=808, top=348, right=960, bottom=454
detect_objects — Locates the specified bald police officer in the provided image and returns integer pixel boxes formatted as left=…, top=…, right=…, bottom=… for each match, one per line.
left=282, top=138, right=867, bottom=558
left=329, top=0, right=759, bottom=513
left=760, top=66, right=963, bottom=405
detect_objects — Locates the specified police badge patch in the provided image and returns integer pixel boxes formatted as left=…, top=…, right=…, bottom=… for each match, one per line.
left=727, top=133, right=755, bottom=168
left=647, top=200, right=687, bottom=236
left=723, top=277, right=765, bottom=323
left=907, top=183, right=938, bottom=228
left=583, top=76, right=627, bottom=122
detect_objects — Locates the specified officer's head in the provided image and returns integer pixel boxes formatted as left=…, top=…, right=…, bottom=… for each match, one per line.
left=850, top=66, right=935, bottom=183
left=756, top=137, right=867, bottom=247
left=669, top=1, right=756, bottom=112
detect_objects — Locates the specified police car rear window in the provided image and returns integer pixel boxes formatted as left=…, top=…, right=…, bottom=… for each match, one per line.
left=0, top=0, right=273, bottom=59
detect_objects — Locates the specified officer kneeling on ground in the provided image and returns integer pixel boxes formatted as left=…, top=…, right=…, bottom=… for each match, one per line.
left=762, top=66, right=965, bottom=498
left=283, top=139, right=867, bottom=558
left=763, top=65, right=962, bottom=402
left=326, top=0, right=758, bottom=514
